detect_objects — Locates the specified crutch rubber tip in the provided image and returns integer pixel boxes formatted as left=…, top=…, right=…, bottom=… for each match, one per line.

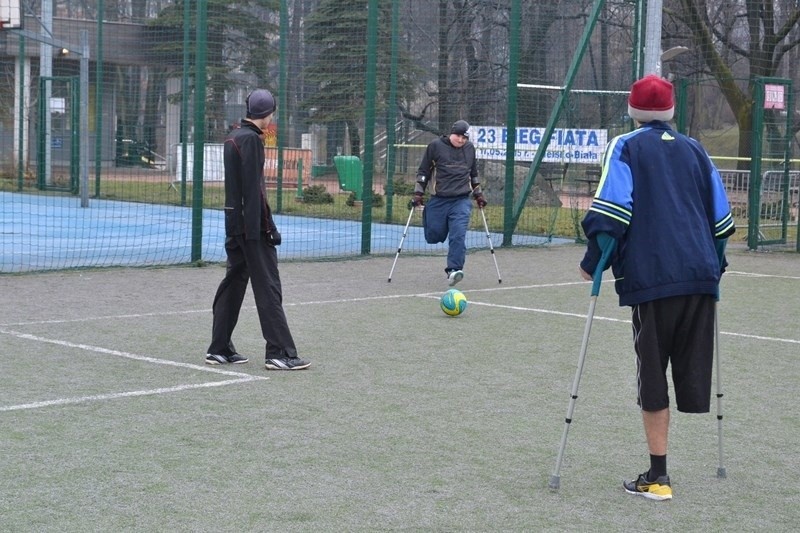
left=717, top=467, right=727, bottom=478
left=548, top=476, right=561, bottom=490
left=387, top=279, right=391, bottom=283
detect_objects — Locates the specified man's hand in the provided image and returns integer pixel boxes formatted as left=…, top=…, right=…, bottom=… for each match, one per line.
left=578, top=266, right=592, bottom=281
left=409, top=192, right=424, bottom=208
left=474, top=193, right=487, bottom=208
left=267, top=229, right=282, bottom=246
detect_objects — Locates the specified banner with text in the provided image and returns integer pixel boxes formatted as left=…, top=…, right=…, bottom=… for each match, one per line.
left=470, top=126, right=607, bottom=164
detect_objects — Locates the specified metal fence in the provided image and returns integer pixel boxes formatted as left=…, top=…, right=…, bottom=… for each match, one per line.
left=1, top=0, right=799, bottom=272
left=719, top=169, right=799, bottom=250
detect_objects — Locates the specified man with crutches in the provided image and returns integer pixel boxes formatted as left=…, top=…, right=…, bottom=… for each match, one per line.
left=578, top=75, right=735, bottom=500
left=410, top=120, right=487, bottom=286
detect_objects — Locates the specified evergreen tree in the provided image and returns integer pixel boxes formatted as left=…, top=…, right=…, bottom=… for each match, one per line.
left=149, top=0, right=279, bottom=141
left=303, top=0, right=416, bottom=161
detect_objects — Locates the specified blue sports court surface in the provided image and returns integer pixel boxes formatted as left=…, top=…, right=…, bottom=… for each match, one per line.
left=1, top=191, right=562, bottom=272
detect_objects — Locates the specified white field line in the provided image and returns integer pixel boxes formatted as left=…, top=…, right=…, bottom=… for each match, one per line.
left=0, top=281, right=589, bottom=328
left=0, top=329, right=268, bottom=413
left=5, top=270, right=792, bottom=329
left=450, top=299, right=800, bottom=345
left=726, top=270, right=800, bottom=280
left=430, top=297, right=629, bottom=323
left=2, top=271, right=797, bottom=356
left=5, top=269, right=794, bottom=328
left=0, top=379, right=262, bottom=413
left=0, top=329, right=267, bottom=378
left=5, top=271, right=793, bottom=413
left=9, top=279, right=793, bottom=346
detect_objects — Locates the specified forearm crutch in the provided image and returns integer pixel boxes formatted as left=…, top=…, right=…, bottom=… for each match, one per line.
left=714, top=238, right=727, bottom=478
left=549, top=233, right=616, bottom=491
left=387, top=207, right=416, bottom=282
left=714, top=305, right=726, bottom=478
left=478, top=207, right=502, bottom=284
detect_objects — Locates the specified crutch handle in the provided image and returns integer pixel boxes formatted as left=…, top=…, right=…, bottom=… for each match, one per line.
left=714, top=237, right=728, bottom=301
left=590, top=233, right=616, bottom=296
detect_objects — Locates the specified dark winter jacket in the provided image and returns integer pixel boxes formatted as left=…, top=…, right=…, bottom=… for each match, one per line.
left=416, top=136, right=480, bottom=197
left=223, top=120, right=278, bottom=241
left=580, top=121, right=735, bottom=306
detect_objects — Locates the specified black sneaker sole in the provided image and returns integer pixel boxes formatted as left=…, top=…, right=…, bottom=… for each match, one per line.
left=265, top=360, right=311, bottom=370
left=623, top=477, right=672, bottom=500
left=206, top=354, right=249, bottom=365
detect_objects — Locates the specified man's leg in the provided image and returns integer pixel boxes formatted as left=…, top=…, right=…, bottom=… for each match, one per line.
left=623, top=407, right=672, bottom=499
left=623, top=302, right=673, bottom=499
left=445, top=197, right=471, bottom=272
left=633, top=301, right=671, bottom=473
left=207, top=235, right=249, bottom=356
left=244, top=235, right=299, bottom=359
left=643, top=407, right=669, bottom=473
left=422, top=196, right=448, bottom=244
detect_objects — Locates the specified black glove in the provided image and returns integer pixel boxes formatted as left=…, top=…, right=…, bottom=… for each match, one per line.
left=474, top=193, right=487, bottom=208
left=267, top=229, right=281, bottom=246
left=409, top=192, right=424, bottom=208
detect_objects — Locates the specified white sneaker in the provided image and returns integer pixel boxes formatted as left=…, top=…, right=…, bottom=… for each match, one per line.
left=447, top=270, right=464, bottom=286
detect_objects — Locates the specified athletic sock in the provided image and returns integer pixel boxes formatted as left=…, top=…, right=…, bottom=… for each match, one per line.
left=648, top=454, right=667, bottom=480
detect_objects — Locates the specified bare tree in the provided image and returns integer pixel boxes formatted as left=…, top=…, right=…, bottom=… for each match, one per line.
left=674, top=0, right=800, bottom=168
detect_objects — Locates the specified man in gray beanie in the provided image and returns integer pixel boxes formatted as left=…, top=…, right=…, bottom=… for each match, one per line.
left=411, top=119, right=486, bottom=286
left=245, top=88, right=276, bottom=119
left=206, top=88, right=311, bottom=371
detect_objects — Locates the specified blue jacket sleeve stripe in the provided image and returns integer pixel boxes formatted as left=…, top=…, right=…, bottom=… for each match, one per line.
left=588, top=199, right=632, bottom=225
left=715, top=213, right=735, bottom=237
left=707, top=165, right=736, bottom=238
left=587, top=133, right=635, bottom=226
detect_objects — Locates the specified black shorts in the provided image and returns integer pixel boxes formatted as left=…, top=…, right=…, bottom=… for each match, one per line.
left=631, top=294, right=716, bottom=413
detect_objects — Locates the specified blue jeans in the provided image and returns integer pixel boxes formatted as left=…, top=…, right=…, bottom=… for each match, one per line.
left=422, top=195, right=472, bottom=272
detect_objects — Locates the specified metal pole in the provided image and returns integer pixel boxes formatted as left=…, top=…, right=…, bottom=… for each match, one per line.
left=16, top=35, right=25, bottom=191
left=361, top=0, right=379, bottom=255
left=41, top=0, right=53, bottom=187
left=94, top=0, right=104, bottom=197
left=643, top=0, right=663, bottom=75
left=549, top=233, right=615, bottom=490
left=179, top=0, right=190, bottom=206
left=296, top=158, right=304, bottom=199
left=632, top=0, right=645, bottom=79
left=384, top=0, right=399, bottom=223
left=277, top=0, right=288, bottom=213
left=502, top=0, right=520, bottom=246
left=79, top=30, right=89, bottom=207
left=714, top=306, right=727, bottom=478
left=479, top=208, right=502, bottom=284
left=387, top=207, right=415, bottom=282
left=191, top=0, right=208, bottom=263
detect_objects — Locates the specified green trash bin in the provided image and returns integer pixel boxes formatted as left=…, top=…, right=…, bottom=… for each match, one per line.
left=333, top=155, right=363, bottom=201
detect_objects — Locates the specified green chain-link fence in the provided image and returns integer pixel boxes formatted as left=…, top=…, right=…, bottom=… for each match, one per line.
left=2, top=0, right=799, bottom=272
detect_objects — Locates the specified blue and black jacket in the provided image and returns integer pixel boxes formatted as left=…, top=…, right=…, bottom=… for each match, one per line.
left=580, top=121, right=735, bottom=306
